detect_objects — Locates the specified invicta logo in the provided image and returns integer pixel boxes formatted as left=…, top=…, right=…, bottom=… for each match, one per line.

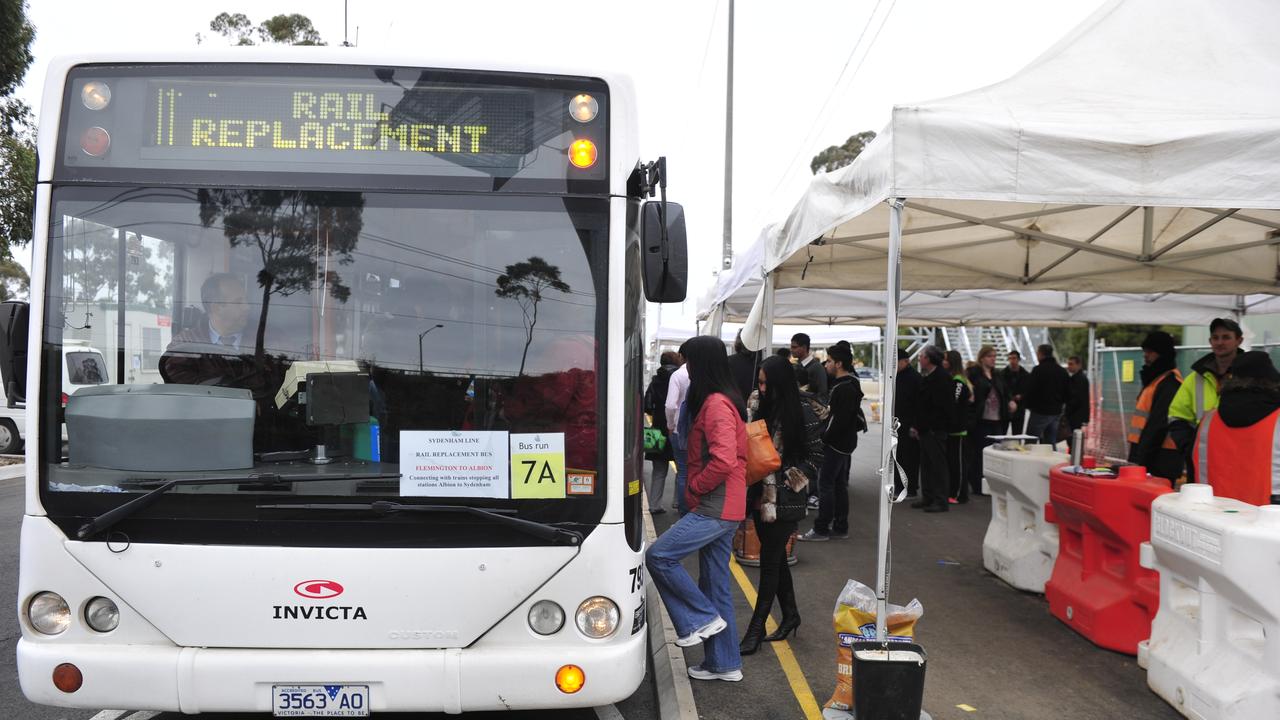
left=273, top=605, right=369, bottom=620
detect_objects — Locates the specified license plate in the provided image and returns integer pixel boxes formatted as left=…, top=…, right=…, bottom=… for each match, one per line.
left=272, top=685, right=369, bottom=717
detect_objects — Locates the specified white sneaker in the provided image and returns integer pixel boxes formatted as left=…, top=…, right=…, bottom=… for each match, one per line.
left=688, top=665, right=743, bottom=682
left=797, top=529, right=830, bottom=542
left=674, top=616, right=727, bottom=647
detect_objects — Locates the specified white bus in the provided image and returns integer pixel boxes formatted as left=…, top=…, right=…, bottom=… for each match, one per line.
left=11, top=48, right=687, bottom=715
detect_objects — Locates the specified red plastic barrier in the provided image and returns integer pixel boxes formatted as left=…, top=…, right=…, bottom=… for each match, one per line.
left=1043, top=464, right=1171, bottom=655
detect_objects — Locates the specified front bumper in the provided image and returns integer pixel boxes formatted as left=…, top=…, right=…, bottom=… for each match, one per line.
left=19, top=632, right=646, bottom=713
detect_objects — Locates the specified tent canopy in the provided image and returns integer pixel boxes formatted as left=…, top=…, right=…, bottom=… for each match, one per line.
left=727, top=0, right=1280, bottom=323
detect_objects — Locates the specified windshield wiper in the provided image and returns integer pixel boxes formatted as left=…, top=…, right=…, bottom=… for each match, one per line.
left=256, top=500, right=584, bottom=546
left=76, top=472, right=400, bottom=540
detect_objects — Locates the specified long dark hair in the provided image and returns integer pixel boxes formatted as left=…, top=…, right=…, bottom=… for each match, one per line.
left=684, top=335, right=747, bottom=422
left=757, top=355, right=807, bottom=465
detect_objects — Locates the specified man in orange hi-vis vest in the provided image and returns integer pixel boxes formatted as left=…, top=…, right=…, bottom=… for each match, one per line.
left=1127, top=332, right=1183, bottom=483
left=1193, top=351, right=1280, bottom=506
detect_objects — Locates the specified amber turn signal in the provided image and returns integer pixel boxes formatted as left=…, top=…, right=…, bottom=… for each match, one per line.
left=555, top=664, right=585, bottom=694
left=568, top=139, right=597, bottom=169
left=52, top=663, right=82, bottom=693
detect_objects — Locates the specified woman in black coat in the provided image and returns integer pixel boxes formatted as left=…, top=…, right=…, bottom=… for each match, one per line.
left=965, top=345, right=1011, bottom=498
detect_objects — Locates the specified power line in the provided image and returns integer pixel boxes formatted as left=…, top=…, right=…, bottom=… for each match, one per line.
left=750, top=0, right=898, bottom=230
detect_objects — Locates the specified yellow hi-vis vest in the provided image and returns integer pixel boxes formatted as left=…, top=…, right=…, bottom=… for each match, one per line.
left=1127, top=368, right=1182, bottom=448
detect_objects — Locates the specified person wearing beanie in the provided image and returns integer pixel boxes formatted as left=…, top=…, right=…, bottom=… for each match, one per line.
left=1168, top=318, right=1244, bottom=480
left=1192, top=350, right=1280, bottom=505
left=799, top=341, right=864, bottom=541
left=1127, top=331, right=1183, bottom=483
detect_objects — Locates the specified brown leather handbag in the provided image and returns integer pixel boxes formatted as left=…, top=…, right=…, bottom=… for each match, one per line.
left=745, top=419, right=782, bottom=485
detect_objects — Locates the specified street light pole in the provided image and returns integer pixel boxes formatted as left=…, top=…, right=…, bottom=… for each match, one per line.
left=418, top=324, right=444, bottom=373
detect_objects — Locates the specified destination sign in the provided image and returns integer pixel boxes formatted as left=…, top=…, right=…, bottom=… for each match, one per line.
left=146, top=79, right=533, bottom=157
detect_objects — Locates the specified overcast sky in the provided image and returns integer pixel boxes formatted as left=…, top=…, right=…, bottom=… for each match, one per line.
left=17, top=0, right=1107, bottom=329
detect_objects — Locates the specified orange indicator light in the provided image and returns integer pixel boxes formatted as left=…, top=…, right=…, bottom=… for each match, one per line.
left=568, top=139, right=597, bottom=169
left=52, top=663, right=82, bottom=693
left=555, top=664, right=586, bottom=693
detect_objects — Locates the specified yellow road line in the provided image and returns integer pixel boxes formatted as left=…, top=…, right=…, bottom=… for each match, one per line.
left=729, top=556, right=825, bottom=720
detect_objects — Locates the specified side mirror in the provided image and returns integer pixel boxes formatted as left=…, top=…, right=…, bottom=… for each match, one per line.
left=641, top=201, right=688, bottom=303
left=0, top=301, right=28, bottom=407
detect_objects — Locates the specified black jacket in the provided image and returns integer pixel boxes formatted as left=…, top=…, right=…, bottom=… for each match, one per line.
left=915, top=367, right=955, bottom=433
left=1217, top=377, right=1280, bottom=428
left=1127, top=359, right=1183, bottom=482
left=967, top=366, right=1010, bottom=425
left=644, top=363, right=678, bottom=432
left=1066, top=372, right=1090, bottom=427
left=895, top=364, right=923, bottom=429
left=823, top=374, right=865, bottom=454
left=795, top=356, right=829, bottom=401
left=1002, top=365, right=1030, bottom=406
left=727, top=350, right=759, bottom=405
left=1024, top=358, right=1071, bottom=416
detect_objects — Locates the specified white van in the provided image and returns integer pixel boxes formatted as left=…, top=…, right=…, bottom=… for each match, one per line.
left=62, top=340, right=109, bottom=404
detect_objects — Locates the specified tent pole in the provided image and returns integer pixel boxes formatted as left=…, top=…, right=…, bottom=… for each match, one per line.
left=876, top=198, right=905, bottom=642
left=1087, top=323, right=1097, bottom=455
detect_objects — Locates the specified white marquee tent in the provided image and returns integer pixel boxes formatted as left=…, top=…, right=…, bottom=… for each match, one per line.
left=716, top=0, right=1280, bottom=639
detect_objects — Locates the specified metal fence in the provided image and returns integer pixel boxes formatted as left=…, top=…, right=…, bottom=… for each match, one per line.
left=1091, top=343, right=1280, bottom=461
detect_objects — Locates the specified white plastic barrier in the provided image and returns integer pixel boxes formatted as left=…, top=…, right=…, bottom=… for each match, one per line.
left=1138, top=484, right=1280, bottom=719
left=981, top=444, right=1069, bottom=593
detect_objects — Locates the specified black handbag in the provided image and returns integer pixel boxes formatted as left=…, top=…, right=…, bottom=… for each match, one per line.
left=774, top=482, right=809, bottom=523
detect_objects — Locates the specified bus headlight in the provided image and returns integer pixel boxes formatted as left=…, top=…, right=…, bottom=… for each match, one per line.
left=528, top=600, right=565, bottom=635
left=575, top=596, right=619, bottom=638
left=569, top=94, right=597, bottom=123
left=28, top=592, right=71, bottom=635
left=81, top=81, right=112, bottom=110
left=84, top=597, right=120, bottom=633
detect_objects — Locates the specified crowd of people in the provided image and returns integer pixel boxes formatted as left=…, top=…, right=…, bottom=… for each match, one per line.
left=641, top=319, right=1280, bottom=683
left=642, top=333, right=863, bottom=682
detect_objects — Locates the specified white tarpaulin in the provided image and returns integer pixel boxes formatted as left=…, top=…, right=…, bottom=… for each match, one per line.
left=731, top=0, right=1280, bottom=333
left=704, top=245, right=1280, bottom=327
left=710, top=0, right=1280, bottom=642
left=653, top=322, right=878, bottom=347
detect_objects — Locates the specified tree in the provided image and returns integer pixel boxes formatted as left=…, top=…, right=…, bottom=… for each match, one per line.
left=0, top=256, right=28, bottom=301
left=1050, top=325, right=1184, bottom=367
left=197, top=190, right=363, bottom=360
left=206, top=12, right=326, bottom=46
left=0, top=0, right=35, bottom=260
left=810, top=131, right=877, bottom=175
left=0, top=116, right=34, bottom=256
left=495, top=257, right=570, bottom=377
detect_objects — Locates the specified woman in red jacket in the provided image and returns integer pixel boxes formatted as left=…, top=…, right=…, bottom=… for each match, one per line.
left=646, top=335, right=749, bottom=682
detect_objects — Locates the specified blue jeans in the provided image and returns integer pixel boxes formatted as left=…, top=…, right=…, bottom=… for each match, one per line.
left=672, top=444, right=689, bottom=514
left=645, top=512, right=741, bottom=673
left=671, top=401, right=691, bottom=515
left=1026, top=411, right=1059, bottom=449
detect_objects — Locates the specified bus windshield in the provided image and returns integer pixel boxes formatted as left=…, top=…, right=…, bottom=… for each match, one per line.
left=41, top=186, right=608, bottom=546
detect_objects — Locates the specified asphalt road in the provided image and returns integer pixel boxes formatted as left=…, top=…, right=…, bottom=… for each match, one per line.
left=650, top=423, right=1182, bottom=720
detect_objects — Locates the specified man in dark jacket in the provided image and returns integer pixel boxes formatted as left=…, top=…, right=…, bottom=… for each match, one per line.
left=1002, top=350, right=1031, bottom=434
left=1023, top=344, right=1071, bottom=448
left=1064, top=355, right=1090, bottom=451
left=790, top=333, right=828, bottom=401
left=912, top=345, right=953, bottom=513
left=643, top=352, right=681, bottom=513
left=726, top=332, right=759, bottom=404
left=894, top=348, right=922, bottom=497
left=799, top=342, right=864, bottom=541
left=1127, top=332, right=1183, bottom=482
